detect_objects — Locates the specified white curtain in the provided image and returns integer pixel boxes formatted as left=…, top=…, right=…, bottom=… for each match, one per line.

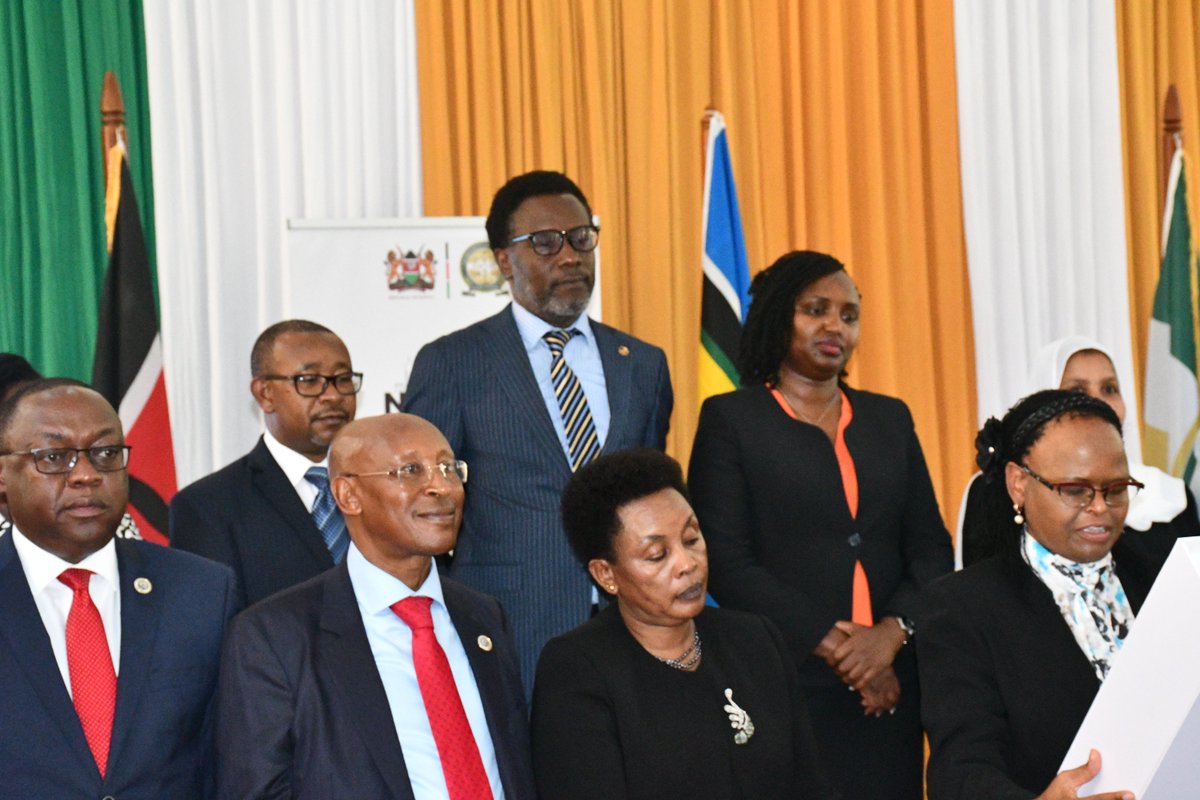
left=954, top=0, right=1142, bottom=461
left=143, top=0, right=423, bottom=487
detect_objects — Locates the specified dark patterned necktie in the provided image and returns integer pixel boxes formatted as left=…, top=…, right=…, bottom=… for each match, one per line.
left=543, top=329, right=602, bottom=471
left=304, top=466, right=349, bottom=564
left=391, top=596, right=494, bottom=800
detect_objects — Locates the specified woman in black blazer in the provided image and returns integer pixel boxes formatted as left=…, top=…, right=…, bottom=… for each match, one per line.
left=688, top=251, right=952, bottom=800
left=919, top=390, right=1156, bottom=799
left=531, top=449, right=834, bottom=800
left=958, top=335, right=1200, bottom=569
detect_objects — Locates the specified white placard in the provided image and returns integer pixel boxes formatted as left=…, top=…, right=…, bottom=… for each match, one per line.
left=285, top=217, right=600, bottom=416
left=1063, top=538, right=1200, bottom=797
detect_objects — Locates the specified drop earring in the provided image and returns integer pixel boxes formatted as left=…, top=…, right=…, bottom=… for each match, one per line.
left=1013, top=504, right=1024, bottom=526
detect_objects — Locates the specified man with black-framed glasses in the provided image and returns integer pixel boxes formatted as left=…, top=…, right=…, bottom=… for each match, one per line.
left=171, top=319, right=362, bottom=607
left=405, top=171, right=675, bottom=696
left=0, top=378, right=236, bottom=798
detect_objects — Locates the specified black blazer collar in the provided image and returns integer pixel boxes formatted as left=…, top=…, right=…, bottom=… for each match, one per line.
left=0, top=533, right=98, bottom=777
left=247, top=437, right=333, bottom=567
left=443, top=578, right=529, bottom=798
left=481, top=307, right=575, bottom=469
left=318, top=562, right=415, bottom=798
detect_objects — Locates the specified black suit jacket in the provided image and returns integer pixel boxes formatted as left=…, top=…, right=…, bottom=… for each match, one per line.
left=170, top=436, right=333, bottom=607
left=917, top=539, right=1162, bottom=799
left=688, top=384, right=952, bottom=686
left=531, top=606, right=836, bottom=800
left=215, top=561, right=536, bottom=800
left=0, top=534, right=238, bottom=799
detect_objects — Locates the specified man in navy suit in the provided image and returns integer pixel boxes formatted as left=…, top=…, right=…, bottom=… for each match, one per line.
left=0, top=379, right=237, bottom=799
left=171, top=319, right=360, bottom=607
left=404, top=170, right=674, bottom=692
left=215, top=413, right=535, bottom=799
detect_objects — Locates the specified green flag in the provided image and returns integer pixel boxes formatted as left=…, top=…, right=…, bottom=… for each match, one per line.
left=1143, top=146, right=1200, bottom=493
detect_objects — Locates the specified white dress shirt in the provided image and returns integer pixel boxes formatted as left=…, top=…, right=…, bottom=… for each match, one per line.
left=11, top=526, right=122, bottom=694
left=262, top=428, right=327, bottom=513
left=346, top=544, right=505, bottom=800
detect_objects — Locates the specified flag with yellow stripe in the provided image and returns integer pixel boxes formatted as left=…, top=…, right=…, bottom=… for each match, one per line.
left=699, top=111, right=751, bottom=403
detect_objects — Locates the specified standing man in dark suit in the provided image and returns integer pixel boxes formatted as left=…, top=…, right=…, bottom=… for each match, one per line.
left=0, top=379, right=237, bottom=799
left=171, top=320, right=360, bottom=607
left=215, top=413, right=535, bottom=800
left=404, top=170, right=674, bottom=692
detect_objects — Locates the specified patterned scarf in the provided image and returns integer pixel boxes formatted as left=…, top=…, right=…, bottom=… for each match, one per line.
left=1021, top=531, right=1134, bottom=681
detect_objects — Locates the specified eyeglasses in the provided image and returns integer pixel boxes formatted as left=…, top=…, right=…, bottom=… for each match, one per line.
left=258, top=372, right=363, bottom=397
left=508, top=225, right=600, bottom=256
left=1017, top=463, right=1144, bottom=508
left=0, top=445, right=131, bottom=475
left=342, top=460, right=468, bottom=486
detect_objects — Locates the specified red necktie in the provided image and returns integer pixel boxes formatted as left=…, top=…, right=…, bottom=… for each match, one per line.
left=391, top=596, right=493, bottom=800
left=58, top=568, right=117, bottom=777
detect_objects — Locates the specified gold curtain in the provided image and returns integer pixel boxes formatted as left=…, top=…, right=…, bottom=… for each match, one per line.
left=1117, top=0, right=1200, bottom=407
left=416, top=0, right=977, bottom=518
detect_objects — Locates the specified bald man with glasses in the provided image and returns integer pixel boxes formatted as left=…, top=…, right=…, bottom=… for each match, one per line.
left=171, top=319, right=362, bottom=607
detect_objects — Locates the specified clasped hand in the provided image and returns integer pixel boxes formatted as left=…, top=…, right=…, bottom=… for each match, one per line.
left=814, top=619, right=906, bottom=716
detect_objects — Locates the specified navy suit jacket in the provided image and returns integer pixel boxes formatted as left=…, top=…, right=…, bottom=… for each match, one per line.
left=171, top=437, right=334, bottom=608
left=0, top=534, right=238, bottom=799
left=403, top=306, right=673, bottom=691
left=214, top=562, right=536, bottom=800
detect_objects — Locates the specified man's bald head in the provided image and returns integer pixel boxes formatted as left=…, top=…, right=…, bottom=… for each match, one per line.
left=330, top=413, right=465, bottom=589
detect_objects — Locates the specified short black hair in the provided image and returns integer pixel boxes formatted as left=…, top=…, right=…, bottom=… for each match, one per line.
left=738, top=250, right=848, bottom=386
left=250, top=320, right=338, bottom=377
left=485, top=171, right=593, bottom=250
left=560, top=449, right=689, bottom=567
left=970, top=389, right=1123, bottom=558
left=0, top=377, right=96, bottom=448
left=0, top=354, right=40, bottom=403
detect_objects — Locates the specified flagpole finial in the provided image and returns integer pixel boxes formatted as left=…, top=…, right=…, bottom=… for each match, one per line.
left=101, top=71, right=127, bottom=185
left=1162, top=85, right=1182, bottom=212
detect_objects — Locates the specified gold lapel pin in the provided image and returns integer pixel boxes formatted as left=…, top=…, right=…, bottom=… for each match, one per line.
left=617, top=345, right=630, bottom=357
left=134, top=577, right=153, bottom=595
left=477, top=635, right=493, bottom=652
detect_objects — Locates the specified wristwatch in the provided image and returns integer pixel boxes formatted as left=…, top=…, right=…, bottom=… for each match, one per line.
left=895, top=615, right=916, bottom=644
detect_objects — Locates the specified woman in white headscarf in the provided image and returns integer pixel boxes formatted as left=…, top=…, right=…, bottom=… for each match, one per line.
left=957, top=335, right=1199, bottom=569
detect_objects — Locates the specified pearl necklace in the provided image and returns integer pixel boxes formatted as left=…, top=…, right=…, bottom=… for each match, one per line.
left=655, top=629, right=702, bottom=670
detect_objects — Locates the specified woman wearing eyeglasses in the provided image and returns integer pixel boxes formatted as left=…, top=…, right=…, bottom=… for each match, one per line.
left=919, top=389, right=1156, bottom=800
left=957, top=336, right=1199, bottom=569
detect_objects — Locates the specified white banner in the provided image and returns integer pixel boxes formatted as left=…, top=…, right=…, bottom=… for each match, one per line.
left=286, top=217, right=601, bottom=417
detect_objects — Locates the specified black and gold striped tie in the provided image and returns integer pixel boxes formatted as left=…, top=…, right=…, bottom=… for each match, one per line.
left=543, top=329, right=602, bottom=471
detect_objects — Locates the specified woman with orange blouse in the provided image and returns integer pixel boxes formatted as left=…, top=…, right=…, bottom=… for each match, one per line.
left=688, top=250, right=953, bottom=800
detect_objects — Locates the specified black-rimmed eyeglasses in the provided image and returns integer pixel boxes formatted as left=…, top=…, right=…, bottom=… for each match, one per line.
left=259, top=372, right=363, bottom=397
left=508, top=225, right=600, bottom=256
left=1017, top=463, right=1143, bottom=508
left=0, top=446, right=131, bottom=474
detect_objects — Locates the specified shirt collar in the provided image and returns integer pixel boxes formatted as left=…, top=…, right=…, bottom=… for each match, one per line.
left=262, top=428, right=329, bottom=487
left=10, top=525, right=120, bottom=597
left=510, top=301, right=592, bottom=354
left=1022, top=529, right=1114, bottom=579
left=346, top=541, right=446, bottom=615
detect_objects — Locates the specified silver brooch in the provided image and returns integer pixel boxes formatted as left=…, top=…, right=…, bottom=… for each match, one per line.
left=723, top=688, right=755, bottom=745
